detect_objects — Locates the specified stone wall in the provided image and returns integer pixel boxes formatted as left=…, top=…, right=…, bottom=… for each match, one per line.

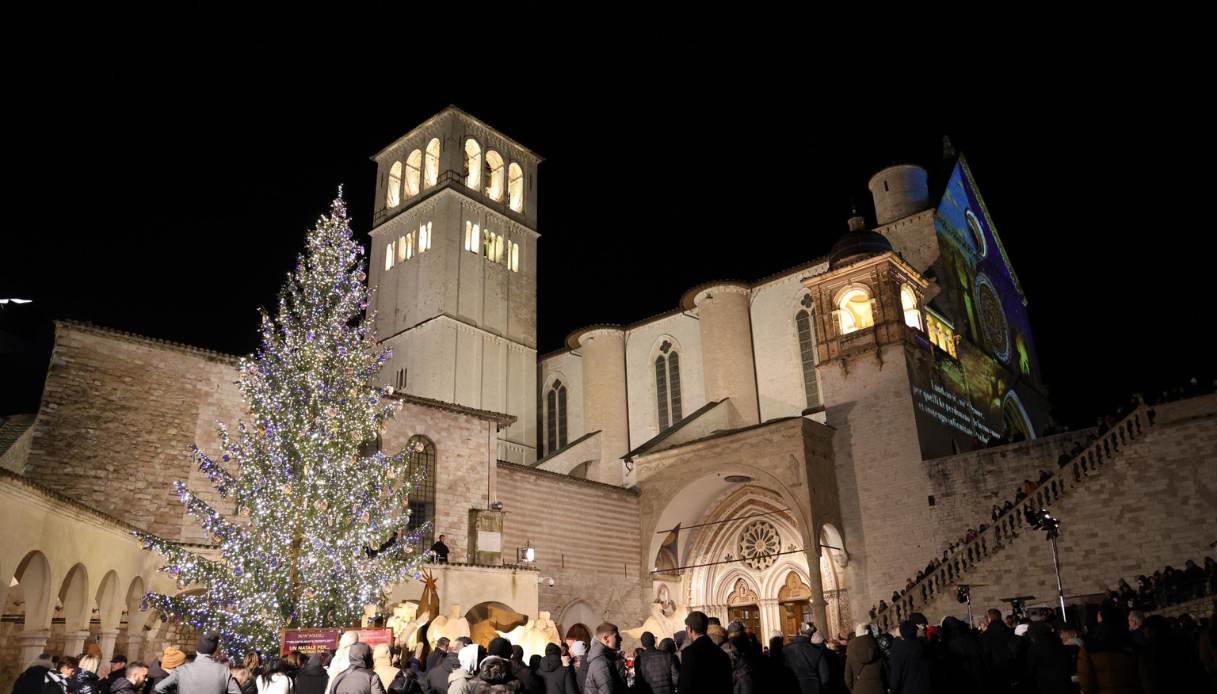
left=915, top=395, right=1217, bottom=622
left=24, top=323, right=244, bottom=541
left=496, top=463, right=644, bottom=634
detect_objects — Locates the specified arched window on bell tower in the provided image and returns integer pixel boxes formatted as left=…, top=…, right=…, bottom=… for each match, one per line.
left=795, top=294, right=822, bottom=410
left=545, top=380, right=568, bottom=455
left=655, top=340, right=683, bottom=431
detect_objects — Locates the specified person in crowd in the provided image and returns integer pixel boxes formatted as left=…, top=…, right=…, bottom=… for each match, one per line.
left=425, top=638, right=465, bottom=694
left=229, top=664, right=256, bottom=694
left=535, top=643, right=576, bottom=694
left=1139, top=613, right=1210, bottom=693
left=153, top=634, right=240, bottom=694
left=633, top=631, right=677, bottom=694
left=487, top=640, right=536, bottom=694
left=1022, top=622, right=1072, bottom=694
left=74, top=656, right=103, bottom=694
left=328, top=644, right=385, bottom=694
left=888, top=621, right=931, bottom=694
left=567, top=642, right=588, bottom=688
left=844, top=623, right=885, bottom=694
left=582, top=623, right=626, bottom=694
left=1076, top=600, right=1141, bottom=694
left=781, top=623, right=830, bottom=694
left=445, top=645, right=478, bottom=694
left=326, top=633, right=361, bottom=694
left=937, top=617, right=982, bottom=693
left=13, top=653, right=54, bottom=694
left=108, top=662, right=148, bottom=694
left=371, top=645, right=405, bottom=694
left=256, top=657, right=293, bottom=694
left=101, top=656, right=128, bottom=694
left=147, top=647, right=185, bottom=692
left=294, top=655, right=328, bottom=694
left=979, top=609, right=1014, bottom=693
left=44, top=657, right=80, bottom=694
left=425, top=641, right=449, bottom=674
left=677, top=612, right=732, bottom=694
left=722, top=623, right=754, bottom=694
left=430, top=536, right=450, bottom=564
left=472, top=638, right=520, bottom=693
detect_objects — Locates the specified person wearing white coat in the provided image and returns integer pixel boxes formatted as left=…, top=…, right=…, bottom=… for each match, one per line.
left=326, top=632, right=361, bottom=694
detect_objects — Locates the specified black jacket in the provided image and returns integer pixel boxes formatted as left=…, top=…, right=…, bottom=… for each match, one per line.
left=534, top=655, right=576, bottom=694
left=70, top=671, right=102, bottom=694
left=782, top=637, right=830, bottom=694
left=633, top=648, right=678, bottom=694
left=424, top=652, right=457, bottom=694
left=888, top=638, right=932, bottom=694
left=106, top=679, right=138, bottom=694
left=676, top=635, right=732, bottom=694
left=13, top=665, right=51, bottom=694
left=294, top=656, right=328, bottom=694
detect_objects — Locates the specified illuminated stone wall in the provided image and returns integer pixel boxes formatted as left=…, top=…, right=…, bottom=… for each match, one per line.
left=496, top=462, right=644, bottom=634
left=914, top=394, right=1217, bottom=622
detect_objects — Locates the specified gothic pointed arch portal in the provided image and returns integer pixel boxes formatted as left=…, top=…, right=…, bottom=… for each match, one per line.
left=675, top=484, right=846, bottom=641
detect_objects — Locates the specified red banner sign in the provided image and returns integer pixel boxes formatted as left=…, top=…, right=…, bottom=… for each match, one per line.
left=280, top=628, right=394, bottom=656
left=281, top=629, right=340, bottom=655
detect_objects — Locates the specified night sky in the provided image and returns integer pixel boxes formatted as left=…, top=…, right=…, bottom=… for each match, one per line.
left=2, top=73, right=1213, bottom=428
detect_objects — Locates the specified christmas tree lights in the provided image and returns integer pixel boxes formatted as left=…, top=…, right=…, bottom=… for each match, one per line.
left=135, top=192, right=429, bottom=656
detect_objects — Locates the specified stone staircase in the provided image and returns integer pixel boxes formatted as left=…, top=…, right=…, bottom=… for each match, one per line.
left=875, top=404, right=1156, bottom=631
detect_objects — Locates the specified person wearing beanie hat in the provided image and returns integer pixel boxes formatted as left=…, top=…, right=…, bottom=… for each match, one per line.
left=471, top=637, right=520, bottom=693
left=635, top=630, right=679, bottom=694
left=154, top=634, right=241, bottom=694
left=536, top=643, right=577, bottom=694
left=845, top=622, right=886, bottom=694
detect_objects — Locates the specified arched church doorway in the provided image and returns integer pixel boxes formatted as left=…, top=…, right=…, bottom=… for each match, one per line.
left=725, top=578, right=760, bottom=636
left=777, top=572, right=812, bottom=641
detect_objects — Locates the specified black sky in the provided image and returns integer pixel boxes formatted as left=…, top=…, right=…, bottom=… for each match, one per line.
left=2, top=55, right=1213, bottom=427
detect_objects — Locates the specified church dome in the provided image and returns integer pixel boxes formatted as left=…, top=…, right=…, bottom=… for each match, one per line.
left=829, top=214, right=892, bottom=270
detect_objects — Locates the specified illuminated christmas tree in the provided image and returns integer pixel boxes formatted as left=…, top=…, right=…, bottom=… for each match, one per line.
left=135, top=192, right=429, bottom=656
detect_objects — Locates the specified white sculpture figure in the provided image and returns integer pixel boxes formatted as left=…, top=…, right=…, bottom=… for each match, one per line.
left=497, top=611, right=562, bottom=660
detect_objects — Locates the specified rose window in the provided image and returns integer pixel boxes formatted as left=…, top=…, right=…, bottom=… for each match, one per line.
left=739, top=520, right=781, bottom=571
left=975, top=275, right=1010, bottom=363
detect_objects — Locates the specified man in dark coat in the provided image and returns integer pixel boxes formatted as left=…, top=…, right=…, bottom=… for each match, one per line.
left=724, top=623, right=754, bottom=694
left=676, top=612, right=732, bottom=694
left=12, top=653, right=54, bottom=694
left=582, top=624, right=626, bottom=694
left=979, top=609, right=1014, bottom=693
left=844, top=625, right=886, bottom=694
left=888, top=622, right=931, bottom=694
left=108, top=662, right=149, bottom=694
left=424, top=639, right=449, bottom=673
left=633, top=632, right=678, bottom=694
left=782, top=624, right=830, bottom=694
left=423, top=639, right=462, bottom=694
left=295, top=654, right=329, bottom=694
left=535, top=644, right=577, bottom=694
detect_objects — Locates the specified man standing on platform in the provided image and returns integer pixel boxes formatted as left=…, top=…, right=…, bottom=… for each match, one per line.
left=430, top=535, right=449, bottom=564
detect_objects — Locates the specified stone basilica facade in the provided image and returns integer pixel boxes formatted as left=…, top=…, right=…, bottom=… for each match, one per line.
left=3, top=107, right=1214, bottom=688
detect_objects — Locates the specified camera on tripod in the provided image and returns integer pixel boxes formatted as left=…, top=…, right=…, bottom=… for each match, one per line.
left=1026, top=507, right=1060, bottom=539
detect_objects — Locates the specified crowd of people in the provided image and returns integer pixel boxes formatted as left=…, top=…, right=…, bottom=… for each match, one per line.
left=12, top=598, right=1217, bottom=694
left=1112, top=556, right=1217, bottom=613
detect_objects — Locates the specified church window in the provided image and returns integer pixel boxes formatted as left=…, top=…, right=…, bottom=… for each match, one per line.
left=546, top=380, right=568, bottom=454
left=464, top=221, right=479, bottom=253
left=965, top=209, right=988, bottom=257
left=484, top=229, right=504, bottom=263
left=386, top=161, right=402, bottom=208
left=397, top=235, right=408, bottom=263
left=464, top=139, right=482, bottom=190
left=484, top=150, right=505, bottom=201
left=901, top=284, right=923, bottom=331
left=796, top=308, right=822, bottom=409
left=385, top=242, right=394, bottom=271
left=654, top=341, right=682, bottom=430
left=395, top=368, right=407, bottom=390
left=405, top=435, right=437, bottom=549
left=837, top=288, right=874, bottom=335
left=926, top=310, right=958, bottom=358
left=508, top=163, right=524, bottom=212
left=418, top=222, right=432, bottom=253
left=424, top=138, right=441, bottom=188
left=508, top=240, right=520, bottom=273
left=404, top=150, right=422, bottom=197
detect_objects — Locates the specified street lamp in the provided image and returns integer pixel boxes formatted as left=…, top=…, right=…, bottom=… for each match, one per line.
left=517, top=541, right=535, bottom=564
